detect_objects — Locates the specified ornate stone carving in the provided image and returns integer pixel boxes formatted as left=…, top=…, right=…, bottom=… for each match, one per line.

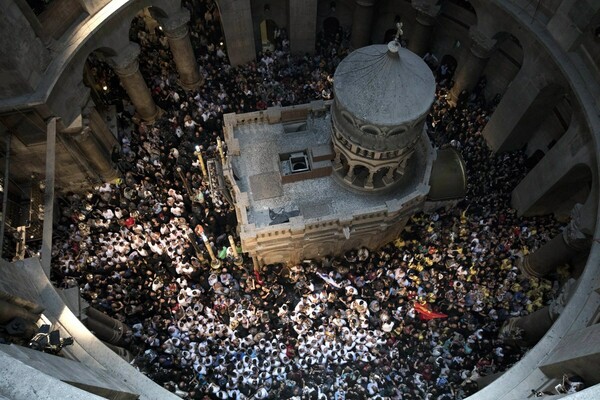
left=161, top=10, right=191, bottom=40
left=160, top=10, right=191, bottom=34
left=74, top=126, right=93, bottom=142
left=107, top=43, right=141, bottom=76
left=412, top=0, right=441, bottom=23
left=563, top=203, right=592, bottom=250
left=549, top=278, right=577, bottom=319
left=469, top=28, right=497, bottom=58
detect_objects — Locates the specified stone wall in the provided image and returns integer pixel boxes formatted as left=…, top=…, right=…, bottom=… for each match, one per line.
left=0, top=2, right=50, bottom=99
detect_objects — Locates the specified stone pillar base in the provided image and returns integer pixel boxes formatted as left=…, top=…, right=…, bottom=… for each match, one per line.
left=135, top=107, right=164, bottom=124
left=517, top=255, right=544, bottom=278
left=178, top=76, right=204, bottom=91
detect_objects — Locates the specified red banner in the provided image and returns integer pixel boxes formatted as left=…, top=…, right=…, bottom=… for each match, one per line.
left=414, top=302, right=448, bottom=320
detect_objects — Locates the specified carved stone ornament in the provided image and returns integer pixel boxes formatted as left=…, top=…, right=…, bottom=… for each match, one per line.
left=563, top=203, right=592, bottom=250
left=412, top=0, right=441, bottom=21
left=162, top=10, right=191, bottom=40
left=549, top=278, right=577, bottom=319
left=469, top=28, right=497, bottom=58
left=107, top=43, right=141, bottom=75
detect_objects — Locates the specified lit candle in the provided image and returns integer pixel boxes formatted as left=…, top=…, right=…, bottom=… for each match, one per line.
left=201, top=233, right=217, bottom=262
left=195, top=146, right=208, bottom=178
left=217, top=138, right=226, bottom=164
left=228, top=235, right=239, bottom=257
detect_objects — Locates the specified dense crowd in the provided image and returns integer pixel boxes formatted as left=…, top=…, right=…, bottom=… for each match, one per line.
left=51, top=1, right=567, bottom=399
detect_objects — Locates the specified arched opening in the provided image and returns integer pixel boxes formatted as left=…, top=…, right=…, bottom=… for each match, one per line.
left=25, top=0, right=55, bottom=15
left=435, top=54, right=457, bottom=85
left=82, top=48, right=121, bottom=109
left=526, top=94, right=573, bottom=158
left=500, top=83, right=568, bottom=153
left=189, top=1, right=227, bottom=62
left=524, top=149, right=545, bottom=170
left=447, top=0, right=476, bottom=15
left=147, top=6, right=168, bottom=20
left=526, top=164, right=593, bottom=217
left=323, top=17, right=340, bottom=40
left=259, top=19, right=278, bottom=52
left=352, top=165, right=370, bottom=187
left=483, top=32, right=524, bottom=101
left=373, top=167, right=389, bottom=188
left=338, top=153, right=350, bottom=176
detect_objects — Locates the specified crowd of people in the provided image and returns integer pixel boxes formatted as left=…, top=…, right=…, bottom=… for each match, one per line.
left=50, top=1, right=567, bottom=399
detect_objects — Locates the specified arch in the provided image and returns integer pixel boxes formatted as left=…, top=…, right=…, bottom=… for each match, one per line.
left=338, top=152, right=350, bottom=176
left=373, top=166, right=390, bottom=188
left=445, top=0, right=477, bottom=25
left=352, top=164, right=370, bottom=187
left=438, top=54, right=457, bottom=80
left=259, top=19, right=278, bottom=52
left=82, top=49, right=122, bottom=108
left=323, top=16, right=340, bottom=40
left=448, top=0, right=476, bottom=15
left=526, top=164, right=593, bottom=217
left=498, top=82, right=568, bottom=152
left=482, top=32, right=523, bottom=100
left=147, top=5, right=168, bottom=19
left=361, top=125, right=380, bottom=136
left=524, top=149, right=545, bottom=170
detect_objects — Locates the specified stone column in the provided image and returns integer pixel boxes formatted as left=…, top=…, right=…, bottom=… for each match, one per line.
left=383, top=167, right=396, bottom=185
left=482, top=67, right=565, bottom=153
left=344, top=165, right=356, bottom=183
left=397, top=155, right=410, bottom=175
left=333, top=152, right=343, bottom=170
left=351, top=0, right=375, bottom=49
left=365, top=170, right=375, bottom=189
left=108, top=43, right=160, bottom=122
left=161, top=10, right=202, bottom=90
left=85, top=307, right=132, bottom=346
left=448, top=28, right=496, bottom=106
left=501, top=279, right=576, bottom=346
left=408, top=0, right=440, bottom=57
left=71, top=127, right=119, bottom=182
left=219, top=0, right=256, bottom=66
left=519, top=205, right=591, bottom=278
left=289, top=0, right=318, bottom=54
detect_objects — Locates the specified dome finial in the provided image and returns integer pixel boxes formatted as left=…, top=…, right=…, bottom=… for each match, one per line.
left=394, top=21, right=403, bottom=43
left=388, top=21, right=403, bottom=54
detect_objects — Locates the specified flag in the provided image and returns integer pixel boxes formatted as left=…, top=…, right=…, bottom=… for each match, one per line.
left=254, top=270, right=264, bottom=286
left=316, top=272, right=342, bottom=288
left=414, top=302, right=448, bottom=320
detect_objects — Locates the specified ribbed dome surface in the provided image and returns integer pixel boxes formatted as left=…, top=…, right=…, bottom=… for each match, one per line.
left=333, top=43, right=436, bottom=127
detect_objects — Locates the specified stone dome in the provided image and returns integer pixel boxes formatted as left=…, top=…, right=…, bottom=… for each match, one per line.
left=333, top=41, right=436, bottom=127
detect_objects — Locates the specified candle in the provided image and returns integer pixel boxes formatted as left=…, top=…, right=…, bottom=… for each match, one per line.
left=201, top=233, right=217, bottom=261
left=195, top=146, right=208, bottom=178
left=217, top=138, right=226, bottom=163
left=228, top=235, right=238, bottom=258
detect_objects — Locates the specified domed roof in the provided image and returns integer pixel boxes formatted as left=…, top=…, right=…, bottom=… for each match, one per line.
left=333, top=42, right=436, bottom=127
